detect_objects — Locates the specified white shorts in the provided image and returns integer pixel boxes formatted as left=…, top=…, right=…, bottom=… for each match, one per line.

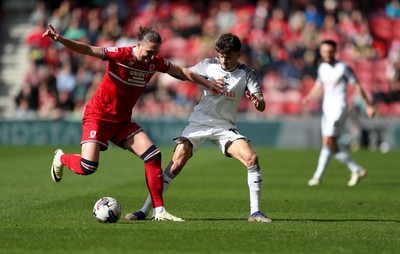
left=321, top=109, right=348, bottom=137
left=177, top=122, right=247, bottom=157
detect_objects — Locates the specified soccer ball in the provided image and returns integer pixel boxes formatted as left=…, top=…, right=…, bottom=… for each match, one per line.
left=93, top=197, right=122, bottom=223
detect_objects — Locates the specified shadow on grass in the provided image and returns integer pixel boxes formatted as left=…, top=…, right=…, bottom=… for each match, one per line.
left=120, top=218, right=400, bottom=223
left=275, top=218, right=400, bottom=223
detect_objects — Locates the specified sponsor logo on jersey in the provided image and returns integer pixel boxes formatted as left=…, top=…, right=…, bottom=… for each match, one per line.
left=129, top=70, right=150, bottom=78
left=216, top=89, right=236, bottom=98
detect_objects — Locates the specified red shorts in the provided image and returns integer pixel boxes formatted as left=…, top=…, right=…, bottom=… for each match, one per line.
left=81, top=120, right=142, bottom=151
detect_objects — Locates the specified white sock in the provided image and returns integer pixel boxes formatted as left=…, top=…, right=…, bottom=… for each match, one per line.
left=142, top=169, right=175, bottom=216
left=153, top=206, right=165, bottom=215
left=334, top=146, right=360, bottom=173
left=313, top=147, right=331, bottom=179
left=248, top=165, right=262, bottom=215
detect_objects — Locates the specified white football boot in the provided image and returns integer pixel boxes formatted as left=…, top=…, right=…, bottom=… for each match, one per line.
left=308, top=177, right=321, bottom=186
left=51, top=149, right=64, bottom=183
left=153, top=211, right=184, bottom=222
left=348, top=169, right=367, bottom=187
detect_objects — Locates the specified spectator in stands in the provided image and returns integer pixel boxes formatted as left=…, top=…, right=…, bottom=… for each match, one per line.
left=386, top=0, right=400, bottom=18
left=216, top=1, right=237, bottom=33
left=56, top=62, right=76, bottom=94
left=304, top=3, right=324, bottom=29
left=14, top=83, right=38, bottom=119
left=29, top=1, right=49, bottom=26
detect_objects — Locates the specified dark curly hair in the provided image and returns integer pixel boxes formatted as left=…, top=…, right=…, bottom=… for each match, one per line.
left=215, top=33, right=241, bottom=54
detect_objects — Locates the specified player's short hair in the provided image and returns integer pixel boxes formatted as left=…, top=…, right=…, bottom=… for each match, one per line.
left=320, top=39, right=337, bottom=50
left=137, top=26, right=162, bottom=44
left=215, top=33, right=241, bottom=54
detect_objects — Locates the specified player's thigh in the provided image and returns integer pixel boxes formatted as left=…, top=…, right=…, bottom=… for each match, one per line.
left=81, top=120, right=110, bottom=151
left=180, top=123, right=210, bottom=154
left=123, top=130, right=155, bottom=156
left=226, top=138, right=257, bottom=166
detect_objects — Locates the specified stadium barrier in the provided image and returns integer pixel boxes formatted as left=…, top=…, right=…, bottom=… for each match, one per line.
left=0, top=118, right=399, bottom=149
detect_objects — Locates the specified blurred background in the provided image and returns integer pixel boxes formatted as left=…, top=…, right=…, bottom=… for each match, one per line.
left=0, top=0, right=399, bottom=150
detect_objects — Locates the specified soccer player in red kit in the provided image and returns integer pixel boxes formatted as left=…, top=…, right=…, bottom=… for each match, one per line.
left=42, top=24, right=223, bottom=221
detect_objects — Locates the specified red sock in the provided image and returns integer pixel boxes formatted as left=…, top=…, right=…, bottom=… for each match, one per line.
left=60, top=154, right=85, bottom=175
left=144, top=157, right=164, bottom=208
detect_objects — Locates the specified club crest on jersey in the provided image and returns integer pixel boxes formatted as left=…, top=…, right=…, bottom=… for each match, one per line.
left=90, top=131, right=97, bottom=138
left=105, top=47, right=118, bottom=52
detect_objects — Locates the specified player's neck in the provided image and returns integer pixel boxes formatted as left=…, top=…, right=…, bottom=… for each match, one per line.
left=327, top=59, right=337, bottom=66
left=222, top=63, right=238, bottom=72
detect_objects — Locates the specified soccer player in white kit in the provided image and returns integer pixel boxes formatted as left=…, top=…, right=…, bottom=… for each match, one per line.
left=125, top=33, right=272, bottom=222
left=302, top=40, right=375, bottom=187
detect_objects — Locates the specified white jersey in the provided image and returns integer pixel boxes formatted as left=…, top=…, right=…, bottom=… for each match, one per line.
left=317, top=60, right=358, bottom=113
left=317, top=61, right=358, bottom=136
left=188, top=57, right=262, bottom=127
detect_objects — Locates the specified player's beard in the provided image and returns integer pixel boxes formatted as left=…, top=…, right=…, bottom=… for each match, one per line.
left=139, top=57, right=150, bottom=65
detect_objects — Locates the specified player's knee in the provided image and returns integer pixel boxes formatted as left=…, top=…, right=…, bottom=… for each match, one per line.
left=175, top=138, right=192, bottom=152
left=175, top=143, right=192, bottom=161
left=246, top=152, right=258, bottom=167
left=80, top=158, right=99, bottom=175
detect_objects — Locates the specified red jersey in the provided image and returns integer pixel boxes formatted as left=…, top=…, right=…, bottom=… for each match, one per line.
left=84, top=46, right=171, bottom=123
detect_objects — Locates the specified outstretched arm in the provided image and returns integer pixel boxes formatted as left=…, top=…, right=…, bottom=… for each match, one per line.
left=167, top=63, right=224, bottom=93
left=42, top=23, right=103, bottom=59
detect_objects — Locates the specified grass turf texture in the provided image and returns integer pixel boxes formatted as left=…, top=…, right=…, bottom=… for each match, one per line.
left=0, top=146, right=399, bottom=254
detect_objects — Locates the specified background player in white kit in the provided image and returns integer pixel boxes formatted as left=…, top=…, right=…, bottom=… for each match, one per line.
left=302, top=40, right=375, bottom=187
left=125, top=33, right=272, bottom=222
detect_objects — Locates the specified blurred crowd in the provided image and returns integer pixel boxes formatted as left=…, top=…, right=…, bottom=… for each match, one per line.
left=14, top=0, right=400, bottom=121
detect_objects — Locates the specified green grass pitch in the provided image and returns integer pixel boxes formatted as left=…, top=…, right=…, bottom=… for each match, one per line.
left=0, top=146, right=399, bottom=254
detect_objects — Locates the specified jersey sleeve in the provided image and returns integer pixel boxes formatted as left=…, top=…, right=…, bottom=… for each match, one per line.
left=316, top=64, right=322, bottom=84
left=103, top=46, right=125, bottom=62
left=154, top=55, right=171, bottom=73
left=189, top=58, right=212, bottom=78
left=345, top=65, right=359, bottom=85
left=246, top=68, right=263, bottom=94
